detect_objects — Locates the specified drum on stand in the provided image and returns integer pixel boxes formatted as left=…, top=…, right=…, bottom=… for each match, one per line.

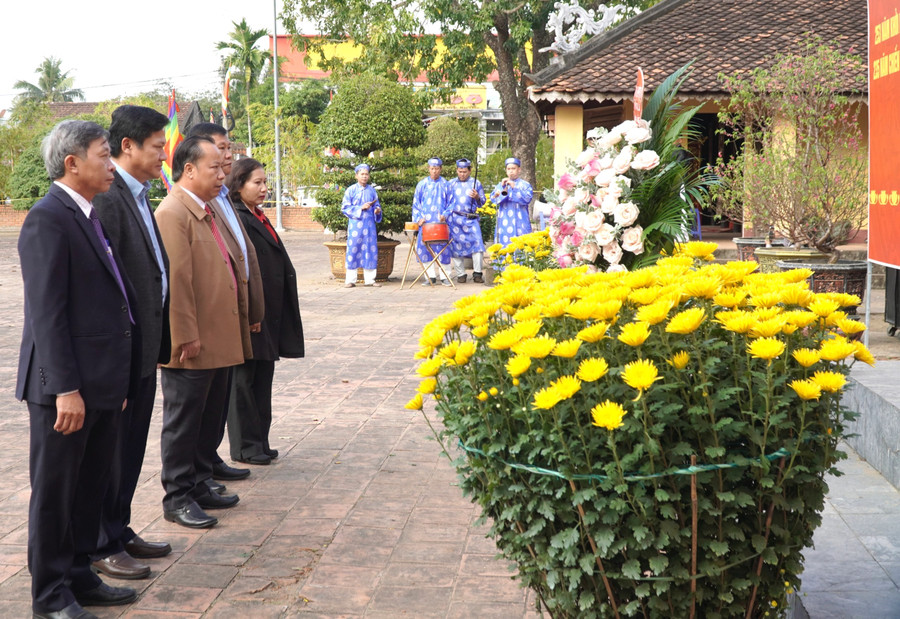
left=421, top=222, right=449, bottom=242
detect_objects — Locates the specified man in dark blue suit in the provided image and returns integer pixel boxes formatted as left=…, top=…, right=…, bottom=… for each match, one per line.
left=91, top=105, right=172, bottom=580
left=17, top=120, right=141, bottom=619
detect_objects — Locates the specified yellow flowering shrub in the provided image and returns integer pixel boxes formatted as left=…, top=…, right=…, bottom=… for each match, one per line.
left=414, top=242, right=871, bottom=617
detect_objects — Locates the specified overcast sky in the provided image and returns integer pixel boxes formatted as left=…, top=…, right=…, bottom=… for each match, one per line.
left=0, top=1, right=306, bottom=115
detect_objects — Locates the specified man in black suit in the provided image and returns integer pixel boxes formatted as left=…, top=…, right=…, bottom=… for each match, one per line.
left=17, top=120, right=140, bottom=618
left=91, top=106, right=173, bottom=581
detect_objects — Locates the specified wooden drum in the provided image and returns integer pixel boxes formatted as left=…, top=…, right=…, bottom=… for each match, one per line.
left=421, top=222, right=449, bottom=242
left=404, top=222, right=420, bottom=231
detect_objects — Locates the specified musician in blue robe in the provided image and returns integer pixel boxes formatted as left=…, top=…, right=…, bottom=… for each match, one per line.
left=491, top=157, right=534, bottom=247
left=341, top=163, right=382, bottom=287
left=443, top=158, right=486, bottom=283
left=413, top=157, right=451, bottom=286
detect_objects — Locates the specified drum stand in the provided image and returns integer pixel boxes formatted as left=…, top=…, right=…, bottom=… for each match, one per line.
left=400, top=230, right=456, bottom=289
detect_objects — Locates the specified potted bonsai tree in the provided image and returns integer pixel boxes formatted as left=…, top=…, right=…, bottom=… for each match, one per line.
left=710, top=36, right=868, bottom=274
left=311, top=73, right=426, bottom=281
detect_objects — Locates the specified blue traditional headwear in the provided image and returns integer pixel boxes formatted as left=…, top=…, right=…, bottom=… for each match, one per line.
left=427, top=157, right=443, bottom=167
left=355, top=163, right=371, bottom=173
left=456, top=158, right=472, bottom=169
left=505, top=157, right=521, bottom=167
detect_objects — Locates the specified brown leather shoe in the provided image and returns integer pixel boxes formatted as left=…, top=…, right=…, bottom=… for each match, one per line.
left=124, top=534, right=171, bottom=558
left=91, top=550, right=150, bottom=580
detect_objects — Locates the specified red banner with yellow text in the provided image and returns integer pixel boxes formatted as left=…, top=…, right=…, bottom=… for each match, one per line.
left=869, top=1, right=900, bottom=266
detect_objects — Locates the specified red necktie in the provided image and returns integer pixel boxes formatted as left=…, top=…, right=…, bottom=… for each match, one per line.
left=204, top=205, right=238, bottom=296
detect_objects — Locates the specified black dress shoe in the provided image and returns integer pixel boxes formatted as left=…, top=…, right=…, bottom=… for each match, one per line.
left=196, top=491, right=240, bottom=510
left=74, top=582, right=137, bottom=607
left=164, top=501, right=218, bottom=529
left=264, top=448, right=279, bottom=459
left=124, top=534, right=171, bottom=558
left=212, top=461, right=250, bottom=480
left=91, top=550, right=150, bottom=580
left=236, top=453, right=271, bottom=465
left=205, top=478, right=227, bottom=494
left=33, top=602, right=97, bottom=619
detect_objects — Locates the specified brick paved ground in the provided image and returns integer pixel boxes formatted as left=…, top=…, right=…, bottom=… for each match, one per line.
left=0, top=229, right=539, bottom=618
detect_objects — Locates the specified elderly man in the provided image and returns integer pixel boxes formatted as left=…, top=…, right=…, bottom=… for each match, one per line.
left=186, top=123, right=265, bottom=470
left=491, top=156, right=534, bottom=248
left=413, top=157, right=451, bottom=286
left=91, top=105, right=172, bottom=580
left=17, top=120, right=140, bottom=618
left=155, top=136, right=245, bottom=528
left=443, top=158, right=486, bottom=283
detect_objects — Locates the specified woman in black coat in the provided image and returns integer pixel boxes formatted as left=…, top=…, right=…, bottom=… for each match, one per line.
left=225, top=158, right=304, bottom=464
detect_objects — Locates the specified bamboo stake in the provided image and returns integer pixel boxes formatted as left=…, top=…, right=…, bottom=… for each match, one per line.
left=569, top=479, right=621, bottom=619
left=690, top=455, right=698, bottom=619
left=744, top=457, right=786, bottom=619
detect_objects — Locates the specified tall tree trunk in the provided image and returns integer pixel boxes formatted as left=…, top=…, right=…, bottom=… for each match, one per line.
left=483, top=16, right=542, bottom=189
left=245, top=70, right=253, bottom=157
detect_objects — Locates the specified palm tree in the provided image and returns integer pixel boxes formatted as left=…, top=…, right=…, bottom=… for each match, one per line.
left=217, top=19, right=271, bottom=156
left=14, top=57, right=85, bottom=104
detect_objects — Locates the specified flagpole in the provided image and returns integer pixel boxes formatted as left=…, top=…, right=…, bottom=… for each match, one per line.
left=273, top=0, right=284, bottom=232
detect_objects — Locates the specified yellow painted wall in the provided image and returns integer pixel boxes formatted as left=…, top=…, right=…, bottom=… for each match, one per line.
left=554, top=105, right=584, bottom=178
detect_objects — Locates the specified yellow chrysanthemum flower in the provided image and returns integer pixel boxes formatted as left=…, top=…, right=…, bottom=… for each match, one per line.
left=552, top=375, right=582, bottom=399
left=747, top=337, right=785, bottom=361
left=552, top=338, right=582, bottom=358
left=471, top=324, right=490, bottom=338
left=414, top=346, right=434, bottom=359
left=566, top=299, right=599, bottom=321
left=506, top=354, right=532, bottom=377
left=819, top=336, right=857, bottom=362
left=808, top=298, right=841, bottom=318
left=792, top=348, right=820, bottom=368
left=836, top=317, right=866, bottom=335
left=594, top=300, right=624, bottom=320
left=750, top=291, right=782, bottom=309
left=487, top=327, right=522, bottom=350
left=500, top=264, right=536, bottom=284
left=437, top=341, right=460, bottom=361
left=628, top=286, right=661, bottom=306
left=436, top=309, right=467, bottom=331
left=454, top=341, right=477, bottom=366
left=825, top=310, right=848, bottom=328
left=419, top=326, right=446, bottom=349
left=532, top=387, right=563, bottom=409
left=513, top=335, right=557, bottom=359
left=577, top=357, right=609, bottom=382
left=477, top=391, right=489, bottom=401
left=666, top=307, right=707, bottom=335
left=486, top=243, right=502, bottom=254
left=540, top=298, right=571, bottom=318
left=853, top=341, right=876, bottom=366
left=682, top=277, right=721, bottom=299
left=416, top=357, right=444, bottom=377
left=513, top=305, right=543, bottom=322
left=790, top=379, right=822, bottom=401
left=713, top=290, right=747, bottom=308
left=405, top=393, right=424, bottom=410
left=779, top=268, right=814, bottom=284
left=676, top=241, right=719, bottom=260
left=489, top=387, right=499, bottom=396
left=636, top=299, right=674, bottom=325
left=669, top=351, right=690, bottom=370
left=625, top=269, right=657, bottom=289
left=417, top=378, right=437, bottom=394
left=718, top=311, right=757, bottom=334
left=783, top=310, right=818, bottom=329
left=618, top=322, right=651, bottom=347
left=750, top=318, right=787, bottom=338
left=622, top=359, right=659, bottom=394
left=591, top=401, right=627, bottom=430
left=577, top=322, right=610, bottom=343
left=779, top=285, right=813, bottom=307
left=752, top=306, right=783, bottom=321
left=811, top=371, right=847, bottom=393
left=512, top=319, right=543, bottom=340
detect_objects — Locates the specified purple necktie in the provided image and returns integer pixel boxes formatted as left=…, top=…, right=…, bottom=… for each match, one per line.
left=89, top=208, right=134, bottom=324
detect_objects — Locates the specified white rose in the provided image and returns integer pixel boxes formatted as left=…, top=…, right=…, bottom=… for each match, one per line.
left=597, top=131, right=622, bottom=149
left=612, top=145, right=634, bottom=174
left=595, top=223, right=616, bottom=246
left=601, top=194, right=619, bottom=214
left=613, top=202, right=640, bottom=227
left=562, top=198, right=578, bottom=216
left=575, top=149, right=596, bottom=167
left=616, top=175, right=632, bottom=188
left=578, top=241, right=600, bottom=263
left=621, top=225, right=645, bottom=255
left=574, top=187, right=591, bottom=204
left=625, top=125, right=652, bottom=145
left=583, top=210, right=605, bottom=233
left=595, top=168, right=616, bottom=187
left=611, top=120, right=635, bottom=137
left=598, top=155, right=613, bottom=169
left=558, top=188, right=568, bottom=201
left=631, top=150, right=661, bottom=171
left=607, top=182, right=623, bottom=199
left=607, top=263, right=627, bottom=273
left=586, top=127, right=605, bottom=141
left=603, top=241, right=623, bottom=264
left=574, top=210, right=589, bottom=230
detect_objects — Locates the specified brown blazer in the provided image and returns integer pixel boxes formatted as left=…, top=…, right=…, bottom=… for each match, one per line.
left=207, top=194, right=264, bottom=359
left=155, top=185, right=243, bottom=370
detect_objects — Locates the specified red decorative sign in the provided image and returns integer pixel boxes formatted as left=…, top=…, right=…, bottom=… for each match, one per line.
left=633, top=68, right=645, bottom=120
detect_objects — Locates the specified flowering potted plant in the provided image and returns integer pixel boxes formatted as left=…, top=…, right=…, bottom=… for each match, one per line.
left=409, top=242, right=873, bottom=617
left=543, top=65, right=714, bottom=273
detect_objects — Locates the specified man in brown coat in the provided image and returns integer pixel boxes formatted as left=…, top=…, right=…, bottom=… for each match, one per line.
left=154, top=136, right=245, bottom=528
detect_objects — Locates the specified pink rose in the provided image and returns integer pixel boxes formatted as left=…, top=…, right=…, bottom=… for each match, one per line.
left=571, top=230, right=584, bottom=246
left=603, top=241, right=623, bottom=264
left=557, top=173, right=577, bottom=191
left=590, top=193, right=602, bottom=209
left=578, top=241, right=600, bottom=263
left=631, top=150, right=660, bottom=171
left=595, top=223, right=616, bottom=245
left=575, top=149, right=597, bottom=167
left=621, top=225, right=644, bottom=255
left=559, top=221, right=575, bottom=237
left=582, top=157, right=605, bottom=179
left=613, top=202, right=640, bottom=227
left=557, top=253, right=574, bottom=268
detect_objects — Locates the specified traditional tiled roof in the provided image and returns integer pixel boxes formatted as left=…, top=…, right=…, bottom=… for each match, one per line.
left=529, top=0, right=866, bottom=105
left=48, top=102, right=99, bottom=120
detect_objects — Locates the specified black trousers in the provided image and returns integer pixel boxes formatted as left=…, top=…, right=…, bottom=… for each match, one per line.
left=227, top=359, right=276, bottom=460
left=28, top=402, right=117, bottom=613
left=159, top=367, right=229, bottom=511
left=210, top=367, right=234, bottom=467
left=96, top=372, right=156, bottom=558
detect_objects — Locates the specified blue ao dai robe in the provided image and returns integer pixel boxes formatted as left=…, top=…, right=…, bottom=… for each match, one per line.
left=412, top=176, right=450, bottom=264
left=491, top=178, right=534, bottom=247
left=342, top=182, right=382, bottom=270
left=443, top=178, right=485, bottom=257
